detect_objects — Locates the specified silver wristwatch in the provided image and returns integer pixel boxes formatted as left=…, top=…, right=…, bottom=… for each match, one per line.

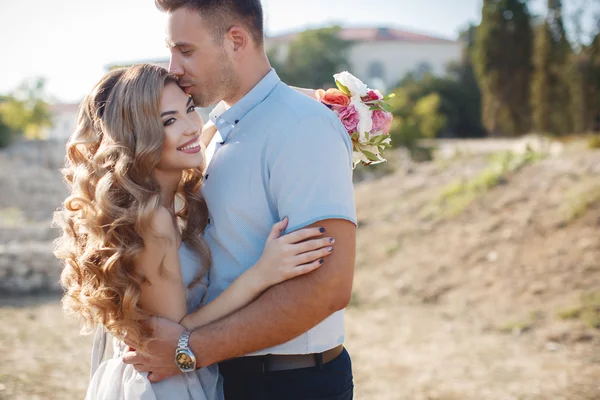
left=174, top=331, right=196, bottom=372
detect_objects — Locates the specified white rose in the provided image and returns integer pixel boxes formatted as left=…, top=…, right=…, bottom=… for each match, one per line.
left=352, top=151, right=369, bottom=169
left=334, top=71, right=369, bottom=97
left=350, top=97, right=373, bottom=141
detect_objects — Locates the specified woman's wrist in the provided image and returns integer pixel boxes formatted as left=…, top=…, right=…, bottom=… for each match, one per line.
left=244, top=264, right=271, bottom=294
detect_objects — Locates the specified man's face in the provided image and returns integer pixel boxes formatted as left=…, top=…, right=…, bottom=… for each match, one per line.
left=165, top=8, right=239, bottom=107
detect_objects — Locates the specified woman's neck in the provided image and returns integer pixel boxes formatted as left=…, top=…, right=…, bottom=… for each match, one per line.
left=154, top=169, right=182, bottom=211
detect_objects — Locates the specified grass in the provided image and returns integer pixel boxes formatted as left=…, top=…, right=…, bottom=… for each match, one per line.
left=424, top=150, right=545, bottom=218
left=0, top=207, right=25, bottom=226
left=563, top=184, right=600, bottom=223
left=557, top=291, right=600, bottom=329
left=588, top=135, right=600, bottom=149
left=497, top=311, right=544, bottom=335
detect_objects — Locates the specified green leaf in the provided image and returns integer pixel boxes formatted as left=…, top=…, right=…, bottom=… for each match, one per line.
left=380, top=102, right=394, bottom=113
left=382, top=93, right=396, bottom=101
left=335, top=80, right=351, bottom=96
left=359, top=149, right=377, bottom=160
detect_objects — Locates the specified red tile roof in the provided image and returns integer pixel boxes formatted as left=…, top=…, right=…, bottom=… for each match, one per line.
left=267, top=27, right=455, bottom=44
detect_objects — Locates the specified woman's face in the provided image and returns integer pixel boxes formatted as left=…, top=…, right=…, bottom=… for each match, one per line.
left=156, top=82, right=205, bottom=172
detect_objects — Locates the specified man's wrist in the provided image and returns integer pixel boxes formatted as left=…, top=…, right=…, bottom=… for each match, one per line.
left=189, top=328, right=211, bottom=368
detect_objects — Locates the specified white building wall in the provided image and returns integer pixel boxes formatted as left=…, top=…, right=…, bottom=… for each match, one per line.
left=266, top=39, right=462, bottom=91
left=348, top=41, right=462, bottom=90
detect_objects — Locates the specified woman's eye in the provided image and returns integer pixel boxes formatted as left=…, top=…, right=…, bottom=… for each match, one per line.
left=187, top=105, right=196, bottom=113
left=163, top=118, right=176, bottom=127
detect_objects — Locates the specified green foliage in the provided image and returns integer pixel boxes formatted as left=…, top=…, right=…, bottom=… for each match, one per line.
left=0, top=113, right=13, bottom=148
left=531, top=1, right=573, bottom=135
left=473, top=0, right=533, bottom=136
left=387, top=88, right=447, bottom=150
left=0, top=77, right=53, bottom=141
left=269, top=26, right=351, bottom=89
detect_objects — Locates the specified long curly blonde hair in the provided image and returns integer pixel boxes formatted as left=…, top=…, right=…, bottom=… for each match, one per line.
left=53, top=64, right=211, bottom=346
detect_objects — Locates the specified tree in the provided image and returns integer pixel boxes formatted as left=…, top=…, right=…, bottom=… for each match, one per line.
left=473, top=0, right=533, bottom=136
left=531, top=0, right=573, bottom=135
left=568, top=0, right=600, bottom=132
left=0, top=112, right=13, bottom=148
left=269, top=26, right=352, bottom=89
left=389, top=25, right=486, bottom=139
left=0, top=78, right=53, bottom=140
left=388, top=87, right=447, bottom=151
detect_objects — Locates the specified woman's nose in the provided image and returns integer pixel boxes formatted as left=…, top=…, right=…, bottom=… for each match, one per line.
left=184, top=118, right=200, bottom=136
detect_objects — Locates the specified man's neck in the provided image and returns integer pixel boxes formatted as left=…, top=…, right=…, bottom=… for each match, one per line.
left=224, top=55, right=272, bottom=107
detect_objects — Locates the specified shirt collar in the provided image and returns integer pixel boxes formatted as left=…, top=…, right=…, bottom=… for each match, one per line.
left=209, top=69, right=280, bottom=140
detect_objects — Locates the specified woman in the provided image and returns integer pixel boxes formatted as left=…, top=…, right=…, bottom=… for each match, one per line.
left=53, top=64, right=333, bottom=400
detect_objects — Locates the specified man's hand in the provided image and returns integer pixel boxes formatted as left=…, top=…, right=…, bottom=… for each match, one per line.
left=122, top=316, right=185, bottom=383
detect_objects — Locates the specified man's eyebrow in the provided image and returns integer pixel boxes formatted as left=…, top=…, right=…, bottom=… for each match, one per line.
left=165, top=39, right=194, bottom=49
left=160, top=98, right=194, bottom=118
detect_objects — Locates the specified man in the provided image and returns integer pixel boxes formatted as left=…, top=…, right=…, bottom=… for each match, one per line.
left=124, top=1, right=357, bottom=399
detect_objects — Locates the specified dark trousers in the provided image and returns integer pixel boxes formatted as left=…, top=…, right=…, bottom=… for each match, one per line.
left=219, top=348, right=354, bottom=400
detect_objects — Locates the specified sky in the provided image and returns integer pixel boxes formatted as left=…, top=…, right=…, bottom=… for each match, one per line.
left=0, top=0, right=582, bottom=103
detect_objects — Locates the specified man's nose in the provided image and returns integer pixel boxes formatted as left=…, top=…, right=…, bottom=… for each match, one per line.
left=168, top=57, right=184, bottom=76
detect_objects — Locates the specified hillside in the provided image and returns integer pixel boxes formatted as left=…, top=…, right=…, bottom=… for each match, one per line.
left=0, top=139, right=599, bottom=399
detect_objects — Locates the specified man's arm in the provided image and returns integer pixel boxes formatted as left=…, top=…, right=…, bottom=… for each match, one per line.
left=190, top=217, right=355, bottom=367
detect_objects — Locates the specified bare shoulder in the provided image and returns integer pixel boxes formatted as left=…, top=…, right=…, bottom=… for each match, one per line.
left=144, top=206, right=178, bottom=242
left=134, top=206, right=181, bottom=280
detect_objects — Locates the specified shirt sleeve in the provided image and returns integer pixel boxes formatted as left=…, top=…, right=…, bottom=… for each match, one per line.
left=268, top=113, right=357, bottom=233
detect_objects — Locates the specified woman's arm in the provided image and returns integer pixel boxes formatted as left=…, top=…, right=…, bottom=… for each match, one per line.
left=180, top=218, right=334, bottom=330
left=290, top=86, right=317, bottom=100
left=136, top=207, right=187, bottom=324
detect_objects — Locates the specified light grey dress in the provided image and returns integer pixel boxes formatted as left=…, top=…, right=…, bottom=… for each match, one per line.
left=85, top=243, right=224, bottom=400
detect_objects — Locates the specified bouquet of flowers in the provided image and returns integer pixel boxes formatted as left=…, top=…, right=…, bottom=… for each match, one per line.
left=316, top=71, right=394, bottom=169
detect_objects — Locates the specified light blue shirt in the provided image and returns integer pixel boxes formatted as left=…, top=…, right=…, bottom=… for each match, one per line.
left=202, top=69, right=357, bottom=355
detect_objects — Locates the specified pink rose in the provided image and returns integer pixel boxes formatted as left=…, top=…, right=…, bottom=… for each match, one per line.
left=371, top=110, right=393, bottom=135
left=363, top=90, right=383, bottom=102
left=337, top=105, right=359, bottom=133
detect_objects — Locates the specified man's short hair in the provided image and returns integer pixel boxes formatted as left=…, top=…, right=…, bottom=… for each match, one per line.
left=155, top=0, right=264, bottom=46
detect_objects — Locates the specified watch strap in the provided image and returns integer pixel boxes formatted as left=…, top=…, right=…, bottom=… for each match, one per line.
left=177, top=331, right=192, bottom=349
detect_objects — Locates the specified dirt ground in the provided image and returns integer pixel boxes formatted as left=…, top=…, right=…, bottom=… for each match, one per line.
left=1, top=142, right=600, bottom=399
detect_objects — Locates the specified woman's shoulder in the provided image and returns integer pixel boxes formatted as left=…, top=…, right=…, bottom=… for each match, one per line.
left=138, top=207, right=179, bottom=253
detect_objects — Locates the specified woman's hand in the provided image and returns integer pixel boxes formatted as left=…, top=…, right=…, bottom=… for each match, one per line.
left=252, top=217, right=334, bottom=288
left=290, top=86, right=318, bottom=100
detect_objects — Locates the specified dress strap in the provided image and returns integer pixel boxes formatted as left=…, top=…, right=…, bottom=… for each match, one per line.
left=90, top=325, right=107, bottom=379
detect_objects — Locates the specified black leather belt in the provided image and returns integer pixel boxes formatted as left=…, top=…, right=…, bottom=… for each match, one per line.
left=219, top=344, right=344, bottom=374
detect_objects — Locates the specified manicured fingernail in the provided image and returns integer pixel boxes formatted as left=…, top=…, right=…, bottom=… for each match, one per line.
left=327, top=247, right=333, bottom=252
left=319, top=259, right=324, bottom=264
left=319, top=228, right=325, bottom=233
left=329, top=238, right=335, bottom=244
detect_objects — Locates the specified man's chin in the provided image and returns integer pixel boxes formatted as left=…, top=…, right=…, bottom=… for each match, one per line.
left=192, top=93, right=219, bottom=108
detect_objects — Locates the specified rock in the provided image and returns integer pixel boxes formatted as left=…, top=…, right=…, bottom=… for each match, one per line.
left=546, top=341, right=561, bottom=352
left=529, top=282, right=547, bottom=295
left=486, top=251, right=499, bottom=263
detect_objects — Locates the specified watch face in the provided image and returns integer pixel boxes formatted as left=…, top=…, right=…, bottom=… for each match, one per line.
left=176, top=351, right=195, bottom=370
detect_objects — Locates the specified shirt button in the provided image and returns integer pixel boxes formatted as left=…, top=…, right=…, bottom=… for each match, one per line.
left=205, top=174, right=209, bottom=180
left=208, top=217, right=211, bottom=224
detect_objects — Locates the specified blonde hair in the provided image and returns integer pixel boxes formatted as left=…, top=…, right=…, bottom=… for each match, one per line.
left=53, top=64, right=211, bottom=346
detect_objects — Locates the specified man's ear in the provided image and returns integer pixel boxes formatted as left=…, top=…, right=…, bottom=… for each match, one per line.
left=225, top=26, right=249, bottom=57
